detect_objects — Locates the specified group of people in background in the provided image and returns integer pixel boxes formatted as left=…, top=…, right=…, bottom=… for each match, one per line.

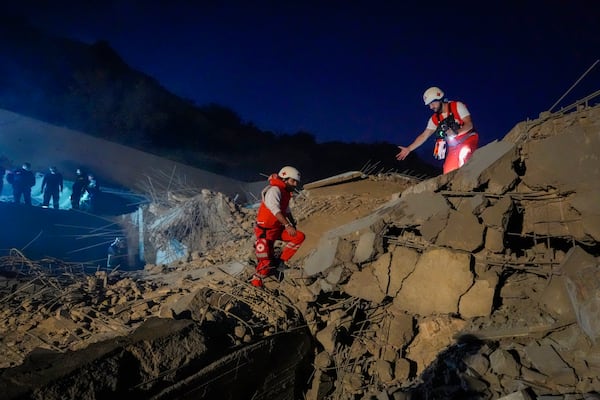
left=0, top=163, right=100, bottom=212
left=70, top=168, right=100, bottom=211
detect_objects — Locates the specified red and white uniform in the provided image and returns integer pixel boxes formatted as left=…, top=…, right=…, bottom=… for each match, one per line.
left=254, top=174, right=305, bottom=280
left=427, top=101, right=479, bottom=174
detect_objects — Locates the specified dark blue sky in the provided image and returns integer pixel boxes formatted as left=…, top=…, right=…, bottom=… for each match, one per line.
left=5, top=1, right=600, bottom=158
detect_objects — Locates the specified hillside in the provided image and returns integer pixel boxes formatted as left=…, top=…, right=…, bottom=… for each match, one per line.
left=0, top=15, right=440, bottom=182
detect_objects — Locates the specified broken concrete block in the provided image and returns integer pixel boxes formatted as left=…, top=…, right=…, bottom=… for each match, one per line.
left=463, top=352, right=490, bottom=377
left=371, top=359, right=394, bottom=383
left=538, top=275, right=577, bottom=323
left=401, top=173, right=451, bottom=196
left=570, top=188, right=600, bottom=242
left=522, top=200, right=585, bottom=240
left=520, top=366, right=548, bottom=386
left=335, top=238, right=355, bottom=263
left=480, top=196, right=513, bottom=229
left=353, top=230, right=376, bottom=263
left=372, top=252, right=391, bottom=294
left=394, top=248, right=473, bottom=315
left=436, top=209, right=484, bottom=252
left=420, top=209, right=450, bottom=243
left=382, top=308, right=414, bottom=349
left=522, top=128, right=600, bottom=193
left=343, top=265, right=386, bottom=303
left=489, top=348, right=520, bottom=378
left=468, top=193, right=489, bottom=215
left=304, top=236, right=339, bottom=276
left=405, top=316, right=466, bottom=376
left=394, top=358, right=411, bottom=382
left=390, top=191, right=450, bottom=227
left=523, top=343, right=577, bottom=386
left=315, top=324, right=338, bottom=354
left=450, top=140, right=517, bottom=193
left=484, top=226, right=505, bottom=253
left=159, top=290, right=203, bottom=319
left=459, top=278, right=496, bottom=318
left=560, top=246, right=600, bottom=342
left=388, top=247, right=419, bottom=298
left=497, top=391, right=533, bottom=400
left=325, top=266, right=344, bottom=285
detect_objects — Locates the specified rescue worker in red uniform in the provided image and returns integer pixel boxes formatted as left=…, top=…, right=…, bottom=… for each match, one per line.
left=396, top=86, right=479, bottom=174
left=253, top=166, right=305, bottom=288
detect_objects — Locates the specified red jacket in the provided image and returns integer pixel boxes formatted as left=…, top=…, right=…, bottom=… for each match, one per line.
left=256, top=174, right=292, bottom=229
left=431, top=101, right=465, bottom=127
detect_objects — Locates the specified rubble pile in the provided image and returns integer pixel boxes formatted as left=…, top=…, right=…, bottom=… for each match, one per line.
left=0, top=252, right=171, bottom=369
left=0, top=102, right=599, bottom=399
left=0, top=254, right=310, bottom=399
left=144, top=188, right=255, bottom=264
left=279, top=103, right=600, bottom=399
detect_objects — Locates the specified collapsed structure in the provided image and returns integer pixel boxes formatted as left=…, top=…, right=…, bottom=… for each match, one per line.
left=0, top=99, right=599, bottom=399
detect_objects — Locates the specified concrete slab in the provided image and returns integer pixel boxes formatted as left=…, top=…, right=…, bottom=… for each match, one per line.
left=522, top=129, right=600, bottom=193
left=303, top=171, right=365, bottom=190
left=560, top=246, right=600, bottom=341
left=450, top=140, right=516, bottom=192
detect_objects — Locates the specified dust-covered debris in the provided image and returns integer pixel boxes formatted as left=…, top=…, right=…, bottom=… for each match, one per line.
left=2, top=102, right=600, bottom=399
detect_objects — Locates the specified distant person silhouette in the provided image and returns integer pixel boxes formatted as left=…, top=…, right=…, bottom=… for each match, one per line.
left=107, top=237, right=127, bottom=269
left=83, top=173, right=100, bottom=212
left=7, top=162, right=36, bottom=205
left=41, top=166, right=64, bottom=209
left=70, top=168, right=87, bottom=210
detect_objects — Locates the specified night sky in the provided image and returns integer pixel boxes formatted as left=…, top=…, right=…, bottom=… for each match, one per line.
left=4, top=1, right=600, bottom=159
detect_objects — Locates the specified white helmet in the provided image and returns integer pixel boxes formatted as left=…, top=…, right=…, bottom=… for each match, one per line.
left=423, top=86, right=444, bottom=105
left=278, top=166, right=301, bottom=182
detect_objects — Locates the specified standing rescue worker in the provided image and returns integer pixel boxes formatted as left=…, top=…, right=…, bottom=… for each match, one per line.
left=84, top=173, right=101, bottom=213
left=396, top=86, right=479, bottom=174
left=8, top=162, right=36, bottom=205
left=41, top=166, right=64, bottom=209
left=253, top=166, right=305, bottom=288
left=70, top=168, right=87, bottom=210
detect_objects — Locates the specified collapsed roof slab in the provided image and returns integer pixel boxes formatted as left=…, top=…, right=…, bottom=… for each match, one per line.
left=449, top=140, right=518, bottom=194
left=521, top=128, right=600, bottom=193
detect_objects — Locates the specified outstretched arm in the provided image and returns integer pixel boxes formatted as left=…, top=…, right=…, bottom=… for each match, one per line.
left=396, top=128, right=435, bottom=161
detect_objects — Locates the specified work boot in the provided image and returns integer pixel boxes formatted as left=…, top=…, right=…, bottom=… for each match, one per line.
left=250, top=274, right=264, bottom=288
left=276, top=259, right=297, bottom=271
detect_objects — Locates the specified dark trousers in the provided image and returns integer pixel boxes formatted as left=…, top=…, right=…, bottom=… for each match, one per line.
left=13, top=187, right=31, bottom=205
left=70, top=194, right=81, bottom=209
left=43, top=190, right=60, bottom=209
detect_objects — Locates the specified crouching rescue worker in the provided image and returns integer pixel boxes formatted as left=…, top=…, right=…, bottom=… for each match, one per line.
left=253, top=166, right=305, bottom=288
